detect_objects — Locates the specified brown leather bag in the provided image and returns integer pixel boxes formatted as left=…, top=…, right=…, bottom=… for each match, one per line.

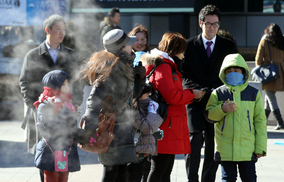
left=79, top=96, right=116, bottom=154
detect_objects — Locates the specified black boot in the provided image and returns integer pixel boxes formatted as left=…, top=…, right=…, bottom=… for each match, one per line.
left=272, top=109, right=284, bottom=130
left=265, top=109, right=271, bottom=120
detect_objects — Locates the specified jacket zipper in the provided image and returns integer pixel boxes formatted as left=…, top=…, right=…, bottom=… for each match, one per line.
left=221, top=116, right=226, bottom=132
left=247, top=109, right=252, bottom=132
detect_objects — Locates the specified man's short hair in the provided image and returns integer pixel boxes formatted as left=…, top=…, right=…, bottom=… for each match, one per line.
left=43, top=14, right=65, bottom=30
left=108, top=7, right=120, bottom=18
left=199, top=4, right=221, bottom=22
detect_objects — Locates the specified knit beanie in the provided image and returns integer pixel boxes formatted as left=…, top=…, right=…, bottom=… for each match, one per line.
left=103, top=29, right=136, bottom=55
left=140, top=82, right=152, bottom=96
left=42, top=70, right=69, bottom=91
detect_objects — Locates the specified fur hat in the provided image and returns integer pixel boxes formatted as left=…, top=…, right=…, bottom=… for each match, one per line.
left=42, top=70, right=69, bottom=91
left=103, top=29, right=136, bottom=54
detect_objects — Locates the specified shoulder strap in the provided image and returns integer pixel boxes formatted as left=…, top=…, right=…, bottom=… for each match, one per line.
left=146, top=62, right=176, bottom=79
left=266, top=40, right=273, bottom=64
left=43, top=137, right=74, bottom=155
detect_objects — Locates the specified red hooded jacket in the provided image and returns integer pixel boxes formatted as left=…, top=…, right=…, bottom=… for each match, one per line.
left=143, top=51, right=194, bottom=154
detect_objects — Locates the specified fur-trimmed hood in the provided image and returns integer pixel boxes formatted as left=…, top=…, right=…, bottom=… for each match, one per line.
left=139, top=53, right=163, bottom=67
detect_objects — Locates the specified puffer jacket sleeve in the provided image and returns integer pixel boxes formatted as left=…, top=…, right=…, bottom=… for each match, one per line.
left=83, top=64, right=127, bottom=131
left=155, top=63, right=194, bottom=105
left=206, top=90, right=227, bottom=122
left=134, top=112, right=163, bottom=135
left=83, top=77, right=115, bottom=131
left=253, top=91, right=267, bottom=156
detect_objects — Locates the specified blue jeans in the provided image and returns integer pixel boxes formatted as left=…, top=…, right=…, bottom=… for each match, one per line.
left=221, top=161, right=256, bottom=182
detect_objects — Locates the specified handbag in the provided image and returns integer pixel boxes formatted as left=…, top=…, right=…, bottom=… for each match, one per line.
left=43, top=137, right=73, bottom=172
left=146, top=63, right=176, bottom=121
left=251, top=40, right=280, bottom=85
left=79, top=96, right=116, bottom=154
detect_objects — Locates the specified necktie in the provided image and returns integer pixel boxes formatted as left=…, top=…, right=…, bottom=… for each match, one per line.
left=206, top=41, right=213, bottom=58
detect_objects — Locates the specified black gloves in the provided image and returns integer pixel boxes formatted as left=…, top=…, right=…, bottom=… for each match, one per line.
left=133, top=61, right=146, bottom=80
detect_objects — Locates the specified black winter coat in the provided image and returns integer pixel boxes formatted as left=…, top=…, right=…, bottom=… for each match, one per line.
left=182, top=34, right=238, bottom=132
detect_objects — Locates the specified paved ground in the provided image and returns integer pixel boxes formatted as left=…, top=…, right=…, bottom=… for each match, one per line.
left=0, top=120, right=283, bottom=182
left=1, top=62, right=284, bottom=181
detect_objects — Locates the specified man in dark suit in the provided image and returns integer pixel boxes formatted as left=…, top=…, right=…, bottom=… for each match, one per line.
left=182, top=4, right=238, bottom=182
left=19, top=14, right=83, bottom=182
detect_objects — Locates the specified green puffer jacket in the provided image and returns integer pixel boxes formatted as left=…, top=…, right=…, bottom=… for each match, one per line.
left=206, top=53, right=267, bottom=162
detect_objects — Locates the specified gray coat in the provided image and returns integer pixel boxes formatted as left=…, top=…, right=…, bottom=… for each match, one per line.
left=98, top=17, right=121, bottom=51
left=19, top=42, right=83, bottom=153
left=83, top=53, right=139, bottom=166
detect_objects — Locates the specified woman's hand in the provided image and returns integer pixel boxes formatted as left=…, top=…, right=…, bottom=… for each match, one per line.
left=193, top=89, right=205, bottom=99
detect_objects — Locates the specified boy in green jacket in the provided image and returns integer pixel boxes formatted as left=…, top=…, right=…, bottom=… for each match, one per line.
left=205, top=53, right=267, bottom=182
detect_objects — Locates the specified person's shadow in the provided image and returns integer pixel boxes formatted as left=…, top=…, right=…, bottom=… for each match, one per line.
left=0, top=141, right=34, bottom=167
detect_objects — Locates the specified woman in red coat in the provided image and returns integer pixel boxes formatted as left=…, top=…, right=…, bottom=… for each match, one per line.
left=140, top=32, right=204, bottom=182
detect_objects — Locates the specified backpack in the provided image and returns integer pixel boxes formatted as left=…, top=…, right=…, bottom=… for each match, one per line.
left=146, top=62, right=177, bottom=121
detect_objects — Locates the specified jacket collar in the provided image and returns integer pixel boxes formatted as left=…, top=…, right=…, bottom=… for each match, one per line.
left=39, top=41, right=65, bottom=55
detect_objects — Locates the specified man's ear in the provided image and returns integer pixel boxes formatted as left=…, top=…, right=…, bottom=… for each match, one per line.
left=45, top=27, right=50, bottom=35
left=198, top=21, right=203, bottom=28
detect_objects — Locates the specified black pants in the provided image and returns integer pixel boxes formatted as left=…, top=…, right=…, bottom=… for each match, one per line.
left=101, top=164, right=127, bottom=182
left=142, top=159, right=151, bottom=182
left=127, top=157, right=148, bottom=182
left=221, top=161, right=256, bottom=182
left=185, top=123, right=218, bottom=182
left=147, top=154, right=175, bottom=182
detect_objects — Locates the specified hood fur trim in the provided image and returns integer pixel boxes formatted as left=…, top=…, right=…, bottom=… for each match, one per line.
left=139, top=53, right=163, bottom=67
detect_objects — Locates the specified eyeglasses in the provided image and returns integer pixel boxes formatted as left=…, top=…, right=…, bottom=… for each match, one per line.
left=202, top=22, right=220, bottom=28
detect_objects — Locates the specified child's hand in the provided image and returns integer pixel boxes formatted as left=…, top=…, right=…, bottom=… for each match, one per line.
left=193, top=89, right=205, bottom=99
left=148, top=100, right=159, bottom=114
left=139, top=93, right=150, bottom=100
left=221, top=99, right=236, bottom=113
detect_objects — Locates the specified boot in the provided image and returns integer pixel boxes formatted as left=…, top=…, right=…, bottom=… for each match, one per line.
left=272, top=109, right=284, bottom=130
left=265, top=109, right=271, bottom=120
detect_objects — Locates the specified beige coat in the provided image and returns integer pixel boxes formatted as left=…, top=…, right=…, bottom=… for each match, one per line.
left=255, top=37, right=284, bottom=91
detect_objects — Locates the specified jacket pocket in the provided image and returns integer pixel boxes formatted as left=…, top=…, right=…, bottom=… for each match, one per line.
left=247, top=109, right=252, bottom=132
left=221, top=116, right=226, bottom=132
left=166, top=116, right=183, bottom=140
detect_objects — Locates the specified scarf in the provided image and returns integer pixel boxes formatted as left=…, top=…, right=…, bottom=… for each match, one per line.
left=117, top=50, right=135, bottom=82
left=33, top=87, right=75, bottom=114
left=150, top=48, right=175, bottom=63
left=137, top=98, right=151, bottom=118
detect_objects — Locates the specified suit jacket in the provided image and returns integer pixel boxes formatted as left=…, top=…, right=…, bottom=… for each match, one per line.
left=182, top=34, right=238, bottom=133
